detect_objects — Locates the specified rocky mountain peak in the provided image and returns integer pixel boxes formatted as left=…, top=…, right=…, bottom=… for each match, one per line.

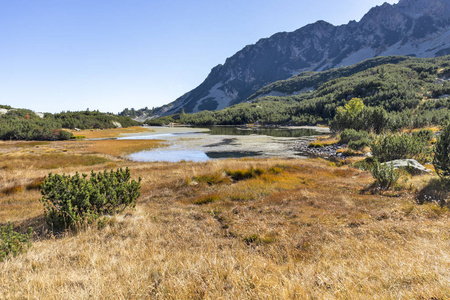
left=360, top=2, right=399, bottom=30
left=397, top=0, right=450, bottom=18
left=150, top=0, right=450, bottom=118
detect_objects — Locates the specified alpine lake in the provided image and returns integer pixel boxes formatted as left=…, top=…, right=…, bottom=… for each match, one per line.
left=118, top=126, right=329, bottom=163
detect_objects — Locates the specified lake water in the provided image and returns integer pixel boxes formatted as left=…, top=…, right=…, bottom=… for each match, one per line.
left=204, top=126, right=321, bottom=137
left=120, top=126, right=327, bottom=162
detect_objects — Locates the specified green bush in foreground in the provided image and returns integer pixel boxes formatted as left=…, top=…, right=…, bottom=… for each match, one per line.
left=370, top=160, right=401, bottom=190
left=39, top=168, right=141, bottom=230
left=433, top=124, right=450, bottom=181
left=0, top=222, right=33, bottom=261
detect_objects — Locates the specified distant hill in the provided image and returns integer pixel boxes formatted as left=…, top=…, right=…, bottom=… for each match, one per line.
left=125, top=0, right=450, bottom=119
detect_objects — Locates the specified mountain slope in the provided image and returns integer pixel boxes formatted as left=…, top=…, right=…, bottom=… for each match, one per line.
left=152, top=0, right=450, bottom=117
left=172, top=55, right=450, bottom=128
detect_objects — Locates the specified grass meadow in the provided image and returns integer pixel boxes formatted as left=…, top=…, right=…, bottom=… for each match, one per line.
left=0, top=127, right=448, bottom=299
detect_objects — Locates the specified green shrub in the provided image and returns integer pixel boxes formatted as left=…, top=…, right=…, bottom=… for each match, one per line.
left=348, top=138, right=371, bottom=150
left=352, top=157, right=373, bottom=171
left=370, top=160, right=401, bottom=190
left=433, top=124, right=450, bottom=180
left=0, top=222, right=33, bottom=261
left=330, top=98, right=389, bottom=134
left=412, top=129, right=434, bottom=143
left=340, top=129, right=371, bottom=149
left=371, top=133, right=431, bottom=162
left=39, top=168, right=141, bottom=230
left=339, top=129, right=369, bottom=144
left=57, top=130, right=73, bottom=140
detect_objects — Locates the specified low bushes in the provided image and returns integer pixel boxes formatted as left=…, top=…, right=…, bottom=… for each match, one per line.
left=339, top=129, right=369, bottom=144
left=39, top=168, right=141, bottom=230
left=370, top=160, right=401, bottom=190
left=371, top=132, right=432, bottom=163
left=348, top=138, right=371, bottom=150
left=330, top=98, right=389, bottom=134
left=339, top=129, right=371, bottom=150
left=0, top=222, right=33, bottom=261
left=0, top=118, right=73, bottom=141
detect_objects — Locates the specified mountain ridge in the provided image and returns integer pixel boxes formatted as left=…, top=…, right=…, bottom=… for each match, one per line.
left=129, top=0, right=450, bottom=119
left=167, top=55, right=450, bottom=129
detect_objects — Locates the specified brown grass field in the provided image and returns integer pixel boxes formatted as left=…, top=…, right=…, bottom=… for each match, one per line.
left=69, top=126, right=153, bottom=139
left=0, top=127, right=449, bottom=299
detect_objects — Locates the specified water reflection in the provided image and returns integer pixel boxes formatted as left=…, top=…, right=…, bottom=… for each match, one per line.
left=204, top=126, right=321, bottom=137
left=128, top=150, right=209, bottom=162
left=127, top=150, right=263, bottom=162
left=206, top=151, right=262, bottom=159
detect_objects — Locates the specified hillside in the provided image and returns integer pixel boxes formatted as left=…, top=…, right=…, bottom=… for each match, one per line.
left=127, top=0, right=450, bottom=118
left=148, top=55, right=450, bottom=129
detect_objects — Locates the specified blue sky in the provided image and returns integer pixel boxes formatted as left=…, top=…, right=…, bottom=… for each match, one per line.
left=0, top=0, right=398, bottom=113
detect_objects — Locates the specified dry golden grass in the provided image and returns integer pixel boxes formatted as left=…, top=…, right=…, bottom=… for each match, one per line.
left=0, top=137, right=449, bottom=298
left=83, top=139, right=165, bottom=157
left=309, top=134, right=340, bottom=148
left=0, top=153, right=109, bottom=170
left=69, top=126, right=153, bottom=139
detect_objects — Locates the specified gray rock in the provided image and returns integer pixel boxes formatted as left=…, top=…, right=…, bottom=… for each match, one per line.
left=382, top=159, right=431, bottom=173
left=112, top=121, right=122, bottom=128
